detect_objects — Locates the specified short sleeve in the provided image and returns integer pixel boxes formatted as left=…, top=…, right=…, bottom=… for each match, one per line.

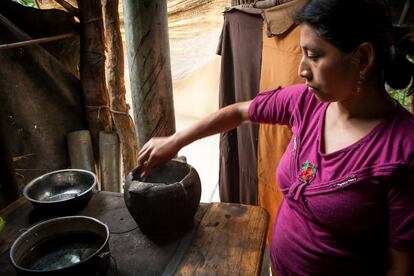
left=248, top=84, right=306, bottom=126
left=388, top=165, right=414, bottom=252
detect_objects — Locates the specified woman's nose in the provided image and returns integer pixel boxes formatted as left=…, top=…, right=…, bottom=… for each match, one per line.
left=298, top=57, right=312, bottom=80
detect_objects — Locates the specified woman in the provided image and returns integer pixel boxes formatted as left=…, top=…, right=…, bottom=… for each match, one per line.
left=137, top=0, right=414, bottom=274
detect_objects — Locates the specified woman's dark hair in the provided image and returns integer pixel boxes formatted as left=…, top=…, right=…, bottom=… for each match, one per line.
left=296, top=0, right=414, bottom=94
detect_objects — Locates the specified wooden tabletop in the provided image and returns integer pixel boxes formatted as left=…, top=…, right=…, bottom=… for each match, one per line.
left=0, top=191, right=268, bottom=275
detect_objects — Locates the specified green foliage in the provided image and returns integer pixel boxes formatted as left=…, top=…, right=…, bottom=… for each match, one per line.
left=0, top=217, right=5, bottom=233
left=389, top=87, right=411, bottom=111
left=12, top=0, right=36, bottom=8
left=389, top=54, right=413, bottom=111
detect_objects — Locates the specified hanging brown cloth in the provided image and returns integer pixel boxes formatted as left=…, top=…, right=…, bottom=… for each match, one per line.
left=217, top=10, right=263, bottom=204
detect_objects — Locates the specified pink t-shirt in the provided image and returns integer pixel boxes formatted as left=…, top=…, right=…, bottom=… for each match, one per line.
left=248, top=84, right=414, bottom=275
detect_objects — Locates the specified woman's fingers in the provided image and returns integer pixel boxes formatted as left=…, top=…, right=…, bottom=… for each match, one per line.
left=138, top=138, right=152, bottom=156
left=137, top=146, right=151, bottom=166
left=136, top=136, right=178, bottom=177
left=140, top=154, right=156, bottom=177
left=137, top=139, right=161, bottom=177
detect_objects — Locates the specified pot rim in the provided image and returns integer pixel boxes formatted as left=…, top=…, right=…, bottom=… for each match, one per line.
left=23, top=169, right=97, bottom=204
left=10, top=215, right=110, bottom=273
left=129, top=159, right=198, bottom=188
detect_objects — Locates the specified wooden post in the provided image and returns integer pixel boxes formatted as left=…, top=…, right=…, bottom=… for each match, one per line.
left=122, top=0, right=176, bottom=149
left=102, top=0, right=138, bottom=176
left=77, top=0, right=113, bottom=159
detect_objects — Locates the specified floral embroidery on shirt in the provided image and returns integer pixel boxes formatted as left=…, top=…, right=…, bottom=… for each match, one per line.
left=298, top=160, right=317, bottom=183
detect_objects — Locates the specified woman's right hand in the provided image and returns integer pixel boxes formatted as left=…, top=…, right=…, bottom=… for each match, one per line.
left=137, top=135, right=180, bottom=177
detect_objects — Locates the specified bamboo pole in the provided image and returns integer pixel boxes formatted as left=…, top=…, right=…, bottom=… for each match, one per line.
left=123, top=0, right=176, bottom=149
left=102, top=0, right=138, bottom=176
left=77, top=0, right=113, bottom=161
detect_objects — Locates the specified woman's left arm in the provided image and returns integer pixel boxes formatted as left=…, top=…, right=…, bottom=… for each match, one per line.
left=386, top=248, right=414, bottom=275
left=386, top=164, right=414, bottom=276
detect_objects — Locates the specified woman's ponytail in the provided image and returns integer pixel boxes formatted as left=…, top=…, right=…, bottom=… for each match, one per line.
left=384, top=26, right=414, bottom=95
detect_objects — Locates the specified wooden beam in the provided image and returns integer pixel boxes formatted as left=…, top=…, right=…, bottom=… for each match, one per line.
left=102, top=0, right=138, bottom=176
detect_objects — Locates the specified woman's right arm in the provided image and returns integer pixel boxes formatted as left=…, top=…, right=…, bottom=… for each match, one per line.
left=137, top=100, right=252, bottom=176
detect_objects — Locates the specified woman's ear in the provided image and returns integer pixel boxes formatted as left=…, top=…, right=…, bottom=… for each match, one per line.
left=356, top=42, right=376, bottom=77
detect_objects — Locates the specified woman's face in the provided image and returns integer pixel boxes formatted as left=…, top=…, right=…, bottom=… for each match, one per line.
left=298, top=24, right=360, bottom=102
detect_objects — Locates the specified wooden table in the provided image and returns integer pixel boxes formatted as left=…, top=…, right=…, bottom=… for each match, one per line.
left=0, top=191, right=268, bottom=275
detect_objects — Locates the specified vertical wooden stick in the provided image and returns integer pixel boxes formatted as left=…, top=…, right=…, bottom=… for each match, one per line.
left=102, top=0, right=138, bottom=176
left=77, top=0, right=113, bottom=162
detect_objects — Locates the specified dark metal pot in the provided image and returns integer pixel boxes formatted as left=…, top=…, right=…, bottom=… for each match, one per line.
left=124, top=158, right=201, bottom=235
left=10, top=216, right=110, bottom=276
left=23, top=169, right=97, bottom=214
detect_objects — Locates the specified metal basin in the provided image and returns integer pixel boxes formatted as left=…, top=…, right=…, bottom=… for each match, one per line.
left=23, top=169, right=97, bottom=214
left=10, top=216, right=110, bottom=276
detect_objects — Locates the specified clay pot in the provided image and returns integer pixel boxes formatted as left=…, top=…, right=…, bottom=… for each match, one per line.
left=123, top=158, right=201, bottom=235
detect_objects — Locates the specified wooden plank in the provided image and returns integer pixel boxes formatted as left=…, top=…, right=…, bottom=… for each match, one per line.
left=176, top=202, right=269, bottom=275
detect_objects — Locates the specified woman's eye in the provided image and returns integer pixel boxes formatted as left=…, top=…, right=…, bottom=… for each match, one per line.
left=307, top=54, right=319, bottom=61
